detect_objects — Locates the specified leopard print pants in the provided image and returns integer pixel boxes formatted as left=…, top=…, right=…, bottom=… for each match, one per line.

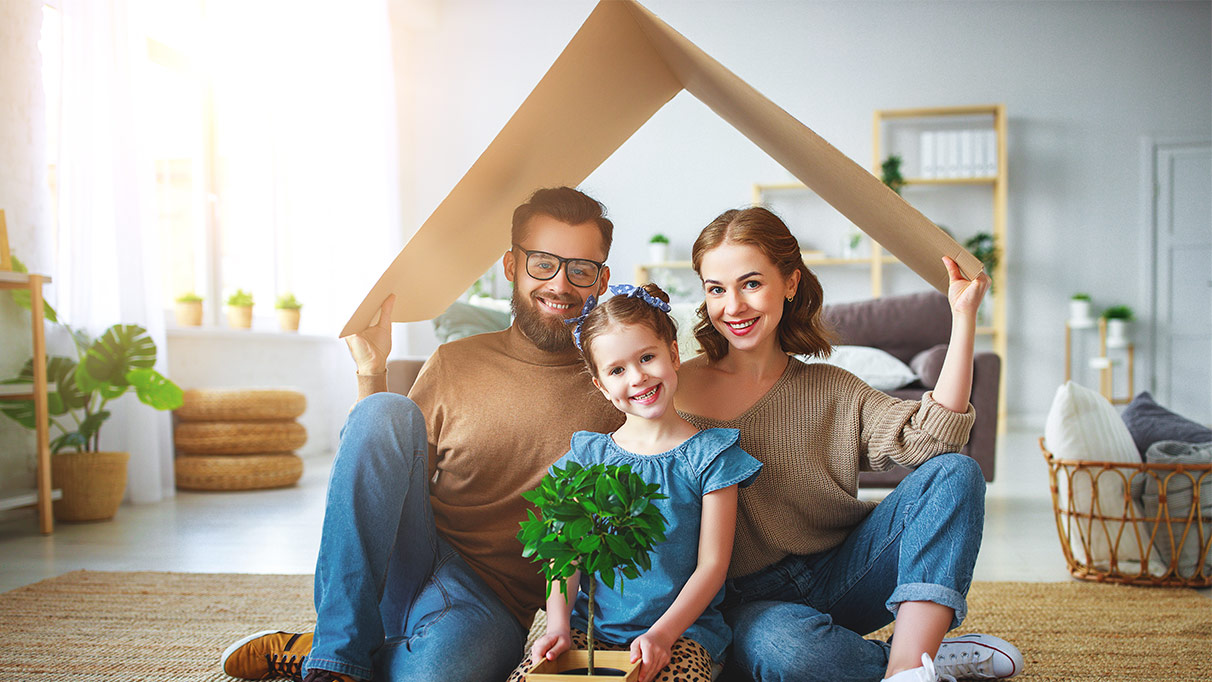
left=505, top=628, right=714, bottom=682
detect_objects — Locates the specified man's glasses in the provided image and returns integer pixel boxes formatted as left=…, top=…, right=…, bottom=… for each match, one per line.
left=514, top=246, right=604, bottom=288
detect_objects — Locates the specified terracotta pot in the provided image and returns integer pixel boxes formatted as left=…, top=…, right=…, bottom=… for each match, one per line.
left=175, top=301, right=203, bottom=327
left=277, top=308, right=300, bottom=332
left=525, top=649, right=640, bottom=681
left=226, top=305, right=253, bottom=329
left=51, top=451, right=129, bottom=522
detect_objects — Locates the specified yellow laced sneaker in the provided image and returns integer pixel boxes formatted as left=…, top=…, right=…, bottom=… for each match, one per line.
left=220, top=630, right=313, bottom=681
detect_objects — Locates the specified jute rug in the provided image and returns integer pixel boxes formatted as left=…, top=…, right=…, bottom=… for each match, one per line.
left=0, top=571, right=1208, bottom=681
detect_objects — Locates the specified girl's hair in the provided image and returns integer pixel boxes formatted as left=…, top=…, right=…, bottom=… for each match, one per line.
left=691, top=207, right=834, bottom=362
left=578, top=283, right=678, bottom=377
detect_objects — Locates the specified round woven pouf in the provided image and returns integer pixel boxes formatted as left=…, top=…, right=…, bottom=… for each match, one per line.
left=175, top=453, right=304, bottom=491
left=175, top=389, right=306, bottom=422
left=174, top=420, right=307, bottom=455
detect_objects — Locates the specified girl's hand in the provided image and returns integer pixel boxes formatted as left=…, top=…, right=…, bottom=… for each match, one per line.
left=629, top=631, right=674, bottom=682
left=944, top=256, right=991, bottom=320
left=530, top=630, right=572, bottom=667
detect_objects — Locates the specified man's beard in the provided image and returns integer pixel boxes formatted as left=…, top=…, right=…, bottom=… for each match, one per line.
left=512, top=287, right=579, bottom=353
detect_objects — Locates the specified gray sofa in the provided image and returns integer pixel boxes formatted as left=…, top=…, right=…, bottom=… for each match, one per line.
left=385, top=290, right=1000, bottom=487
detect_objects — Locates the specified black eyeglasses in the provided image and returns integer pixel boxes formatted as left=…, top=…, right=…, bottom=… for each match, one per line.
left=513, top=246, right=605, bottom=288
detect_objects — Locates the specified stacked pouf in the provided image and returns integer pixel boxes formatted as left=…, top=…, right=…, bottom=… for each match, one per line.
left=173, top=389, right=308, bottom=491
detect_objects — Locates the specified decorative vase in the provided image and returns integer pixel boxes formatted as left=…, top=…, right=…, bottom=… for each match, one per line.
left=277, top=309, right=300, bottom=332
left=51, top=451, right=129, bottom=522
left=648, top=243, right=669, bottom=264
left=1069, top=300, right=1093, bottom=327
left=175, top=301, right=203, bottom=327
left=526, top=649, right=640, bottom=681
left=1106, top=319, right=1130, bottom=348
left=227, top=305, right=253, bottom=329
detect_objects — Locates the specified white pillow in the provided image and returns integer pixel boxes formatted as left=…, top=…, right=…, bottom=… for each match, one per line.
left=797, top=345, right=917, bottom=391
left=1044, top=381, right=1146, bottom=569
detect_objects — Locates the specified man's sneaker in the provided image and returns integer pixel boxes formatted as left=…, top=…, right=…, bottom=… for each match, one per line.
left=935, top=633, right=1024, bottom=679
left=221, top=630, right=313, bottom=681
left=883, top=652, right=956, bottom=682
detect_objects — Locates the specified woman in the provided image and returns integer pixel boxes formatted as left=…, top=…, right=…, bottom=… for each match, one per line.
left=675, top=207, right=1021, bottom=682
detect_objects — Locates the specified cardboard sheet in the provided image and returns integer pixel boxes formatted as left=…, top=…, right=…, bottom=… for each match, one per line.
left=342, top=0, right=981, bottom=336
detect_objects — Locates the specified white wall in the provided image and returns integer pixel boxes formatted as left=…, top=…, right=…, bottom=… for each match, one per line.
left=390, top=0, right=1212, bottom=427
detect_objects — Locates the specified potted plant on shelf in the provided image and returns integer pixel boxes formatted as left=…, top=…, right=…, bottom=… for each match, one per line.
left=881, top=154, right=905, bottom=195
left=647, top=233, right=670, bottom=264
left=518, top=461, right=667, bottom=680
left=0, top=321, right=184, bottom=522
left=1102, top=305, right=1134, bottom=348
left=1069, top=293, right=1094, bottom=328
left=174, top=292, right=204, bottom=327
left=226, top=289, right=254, bottom=329
left=275, top=293, right=302, bottom=332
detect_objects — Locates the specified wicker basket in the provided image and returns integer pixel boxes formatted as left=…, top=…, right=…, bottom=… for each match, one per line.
left=51, top=451, right=130, bottom=522
left=174, top=420, right=307, bottom=455
left=175, top=453, right=304, bottom=491
left=1040, top=438, right=1212, bottom=587
left=175, top=389, right=306, bottom=422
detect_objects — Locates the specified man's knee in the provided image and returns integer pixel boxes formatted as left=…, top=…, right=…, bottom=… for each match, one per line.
left=727, top=601, right=836, bottom=681
left=341, top=393, right=428, bottom=461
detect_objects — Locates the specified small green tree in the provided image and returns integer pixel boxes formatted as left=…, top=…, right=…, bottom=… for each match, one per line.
left=518, top=462, right=668, bottom=675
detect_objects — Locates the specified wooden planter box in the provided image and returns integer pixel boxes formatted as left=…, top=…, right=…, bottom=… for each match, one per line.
left=526, top=650, right=640, bottom=681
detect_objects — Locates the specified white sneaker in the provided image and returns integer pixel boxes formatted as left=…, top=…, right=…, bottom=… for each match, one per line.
left=935, top=633, right=1024, bottom=679
left=882, top=653, right=956, bottom=682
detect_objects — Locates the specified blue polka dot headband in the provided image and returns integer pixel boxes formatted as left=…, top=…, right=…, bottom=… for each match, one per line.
left=565, top=284, right=672, bottom=350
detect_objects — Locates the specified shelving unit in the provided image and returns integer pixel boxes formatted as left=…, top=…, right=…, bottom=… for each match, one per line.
left=1065, top=317, right=1135, bottom=405
left=0, top=270, right=57, bottom=534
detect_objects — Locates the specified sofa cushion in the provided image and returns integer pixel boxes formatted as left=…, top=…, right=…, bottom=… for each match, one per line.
left=797, top=345, right=917, bottom=391
left=823, top=291, right=951, bottom=365
left=910, top=344, right=949, bottom=389
left=1120, top=391, right=1212, bottom=459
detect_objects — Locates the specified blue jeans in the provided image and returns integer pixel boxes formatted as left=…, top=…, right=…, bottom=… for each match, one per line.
left=305, top=393, right=527, bottom=682
left=721, top=453, right=985, bottom=682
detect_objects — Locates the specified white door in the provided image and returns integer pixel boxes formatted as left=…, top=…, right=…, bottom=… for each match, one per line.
left=1150, top=138, right=1212, bottom=423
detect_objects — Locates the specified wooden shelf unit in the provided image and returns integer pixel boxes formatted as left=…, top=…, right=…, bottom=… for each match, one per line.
left=0, top=270, right=55, bottom=534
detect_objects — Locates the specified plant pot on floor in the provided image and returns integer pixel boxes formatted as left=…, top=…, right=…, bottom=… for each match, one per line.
left=51, top=451, right=129, bottom=522
left=227, top=306, right=253, bottom=329
left=526, top=650, right=640, bottom=681
left=175, top=301, right=203, bottom=327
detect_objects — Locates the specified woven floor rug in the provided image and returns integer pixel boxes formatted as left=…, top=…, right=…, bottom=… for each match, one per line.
left=0, top=571, right=1208, bottom=681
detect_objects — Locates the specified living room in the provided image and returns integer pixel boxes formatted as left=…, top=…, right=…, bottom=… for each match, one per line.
left=0, top=1, right=1209, bottom=680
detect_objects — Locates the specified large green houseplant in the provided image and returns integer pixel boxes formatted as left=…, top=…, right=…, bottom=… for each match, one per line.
left=518, top=461, right=667, bottom=677
left=2, top=280, right=183, bottom=520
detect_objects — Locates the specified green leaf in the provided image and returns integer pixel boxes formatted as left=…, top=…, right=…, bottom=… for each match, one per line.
left=125, top=368, right=184, bottom=410
left=8, top=256, right=59, bottom=322
left=80, top=324, right=157, bottom=391
left=576, top=535, right=601, bottom=553
left=600, top=566, right=615, bottom=590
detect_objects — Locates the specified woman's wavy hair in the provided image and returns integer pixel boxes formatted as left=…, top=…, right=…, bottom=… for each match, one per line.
left=691, top=207, right=834, bottom=362
left=578, top=283, right=678, bottom=378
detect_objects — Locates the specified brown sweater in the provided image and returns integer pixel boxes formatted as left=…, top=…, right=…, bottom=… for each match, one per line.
left=405, top=325, right=624, bottom=626
left=681, top=359, right=975, bottom=578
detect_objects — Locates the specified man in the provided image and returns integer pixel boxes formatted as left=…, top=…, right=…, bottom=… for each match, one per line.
left=221, top=187, right=625, bottom=682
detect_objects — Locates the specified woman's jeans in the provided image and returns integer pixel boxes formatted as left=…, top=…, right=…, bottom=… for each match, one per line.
left=722, top=453, right=985, bottom=682
left=304, top=393, right=527, bottom=682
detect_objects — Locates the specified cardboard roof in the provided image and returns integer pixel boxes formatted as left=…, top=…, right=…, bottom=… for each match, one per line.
left=341, top=0, right=981, bottom=336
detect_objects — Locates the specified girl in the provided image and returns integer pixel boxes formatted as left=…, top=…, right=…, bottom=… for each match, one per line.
left=676, top=207, right=1022, bottom=682
left=507, top=283, right=762, bottom=682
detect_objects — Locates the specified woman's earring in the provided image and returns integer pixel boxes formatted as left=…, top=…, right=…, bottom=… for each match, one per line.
left=786, top=295, right=794, bottom=303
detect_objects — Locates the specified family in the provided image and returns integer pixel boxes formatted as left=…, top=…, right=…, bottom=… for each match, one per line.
left=220, top=187, right=1022, bottom=682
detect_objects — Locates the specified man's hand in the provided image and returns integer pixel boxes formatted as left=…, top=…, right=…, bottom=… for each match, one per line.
left=345, top=294, right=395, bottom=375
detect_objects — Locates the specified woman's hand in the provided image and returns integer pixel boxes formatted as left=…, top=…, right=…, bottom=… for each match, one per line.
left=530, top=629, right=572, bottom=667
left=630, top=630, right=674, bottom=682
left=344, top=294, right=395, bottom=375
left=944, top=256, right=991, bottom=320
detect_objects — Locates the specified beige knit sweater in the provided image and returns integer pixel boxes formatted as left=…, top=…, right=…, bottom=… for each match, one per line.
left=680, top=359, right=975, bottom=578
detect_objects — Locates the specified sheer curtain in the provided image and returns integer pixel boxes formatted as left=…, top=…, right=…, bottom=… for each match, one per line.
left=54, top=0, right=174, bottom=504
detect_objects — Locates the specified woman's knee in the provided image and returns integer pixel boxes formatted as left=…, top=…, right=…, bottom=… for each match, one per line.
left=918, top=452, right=985, bottom=494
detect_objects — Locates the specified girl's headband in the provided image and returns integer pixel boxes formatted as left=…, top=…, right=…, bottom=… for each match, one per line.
left=565, top=284, right=671, bottom=350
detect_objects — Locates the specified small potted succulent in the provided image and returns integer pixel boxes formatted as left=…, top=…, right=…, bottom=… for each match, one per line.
left=647, top=233, right=670, bottom=264
left=518, top=461, right=667, bottom=680
left=174, top=292, right=204, bottom=327
left=225, top=289, right=255, bottom=329
left=1069, top=293, right=1094, bottom=327
left=1102, top=304, right=1134, bottom=348
left=275, top=293, right=302, bottom=332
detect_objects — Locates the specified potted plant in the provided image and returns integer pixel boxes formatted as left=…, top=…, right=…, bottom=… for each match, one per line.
left=1102, top=304, right=1134, bottom=348
left=174, top=292, right=204, bottom=327
left=881, top=154, right=905, bottom=195
left=275, top=293, right=302, bottom=332
left=1069, top=293, right=1094, bottom=327
left=518, top=461, right=667, bottom=680
left=647, top=233, right=670, bottom=264
left=0, top=321, right=184, bottom=521
left=226, top=289, right=254, bottom=329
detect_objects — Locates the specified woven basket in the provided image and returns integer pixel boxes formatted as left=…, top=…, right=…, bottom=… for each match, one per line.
left=174, top=420, right=307, bottom=455
left=1040, top=438, right=1212, bottom=587
left=175, top=453, right=304, bottom=491
left=51, top=451, right=129, bottom=522
left=175, top=389, right=306, bottom=422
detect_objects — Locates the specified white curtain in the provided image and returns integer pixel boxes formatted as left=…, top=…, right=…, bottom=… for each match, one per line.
left=53, top=0, right=174, bottom=504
